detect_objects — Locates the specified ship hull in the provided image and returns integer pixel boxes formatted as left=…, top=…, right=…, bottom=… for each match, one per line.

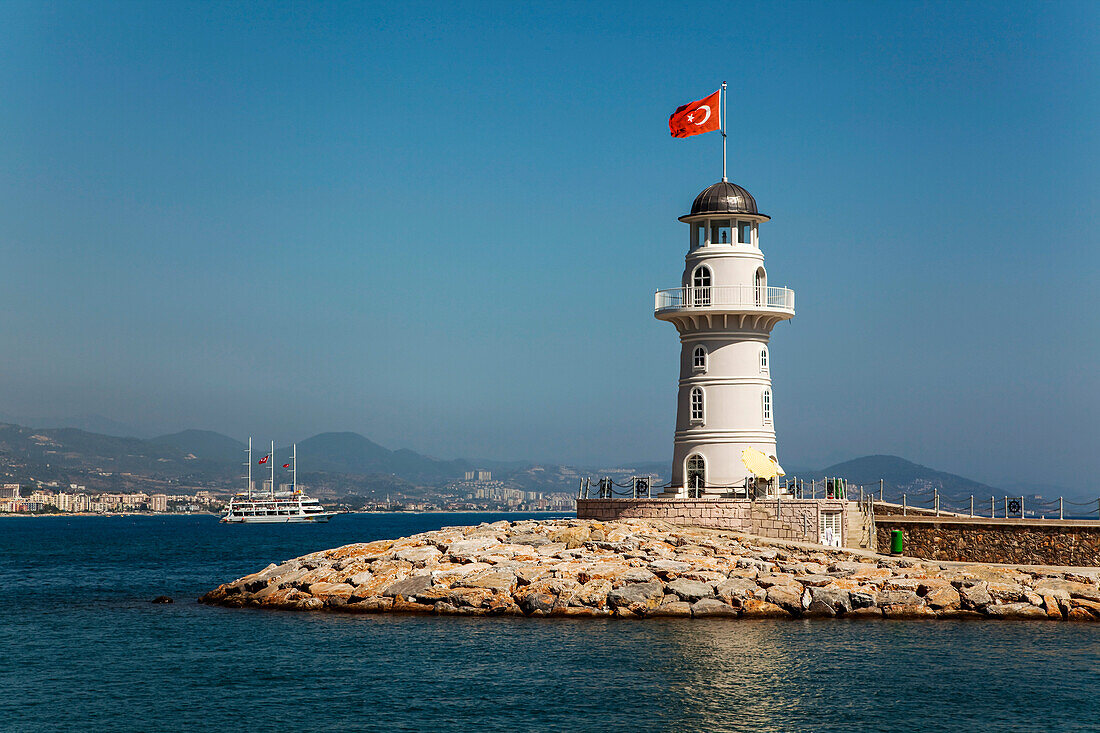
left=221, top=513, right=336, bottom=524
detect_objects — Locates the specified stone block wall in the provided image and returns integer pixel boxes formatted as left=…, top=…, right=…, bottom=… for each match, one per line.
left=576, top=498, right=859, bottom=547
left=875, top=517, right=1100, bottom=566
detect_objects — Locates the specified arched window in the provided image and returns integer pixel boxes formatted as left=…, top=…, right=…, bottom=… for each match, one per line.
left=762, top=388, right=772, bottom=423
left=686, top=454, right=706, bottom=496
left=691, top=266, right=712, bottom=306
left=692, top=345, right=707, bottom=372
left=690, top=387, right=704, bottom=423
left=760, top=347, right=768, bottom=372
left=754, top=267, right=766, bottom=306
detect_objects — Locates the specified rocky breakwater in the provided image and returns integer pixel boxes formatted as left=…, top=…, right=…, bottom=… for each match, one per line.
left=199, top=519, right=1100, bottom=620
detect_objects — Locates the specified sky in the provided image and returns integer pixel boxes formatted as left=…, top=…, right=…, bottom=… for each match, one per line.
left=1, top=1, right=1098, bottom=487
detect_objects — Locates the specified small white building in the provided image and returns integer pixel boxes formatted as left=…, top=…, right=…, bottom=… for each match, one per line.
left=655, top=180, right=795, bottom=497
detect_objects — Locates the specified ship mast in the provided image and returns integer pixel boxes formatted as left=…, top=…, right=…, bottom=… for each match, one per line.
left=270, top=440, right=276, bottom=500
left=292, top=443, right=297, bottom=494
left=246, top=437, right=253, bottom=500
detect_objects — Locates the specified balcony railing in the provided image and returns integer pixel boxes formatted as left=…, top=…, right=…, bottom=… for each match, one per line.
left=654, top=285, right=795, bottom=314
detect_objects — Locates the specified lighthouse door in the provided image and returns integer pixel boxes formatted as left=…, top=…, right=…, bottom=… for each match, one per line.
left=686, top=454, right=705, bottom=497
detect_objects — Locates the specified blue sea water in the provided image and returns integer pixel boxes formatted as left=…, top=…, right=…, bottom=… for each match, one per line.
left=2, top=513, right=1099, bottom=733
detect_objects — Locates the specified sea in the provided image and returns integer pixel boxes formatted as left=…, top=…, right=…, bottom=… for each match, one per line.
left=2, top=513, right=1099, bottom=732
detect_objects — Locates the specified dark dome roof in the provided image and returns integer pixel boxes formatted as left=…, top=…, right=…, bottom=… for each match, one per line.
left=682, top=181, right=765, bottom=220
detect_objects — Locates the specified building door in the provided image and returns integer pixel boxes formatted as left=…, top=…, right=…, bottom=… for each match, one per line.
left=819, top=511, right=842, bottom=547
left=686, top=454, right=705, bottom=497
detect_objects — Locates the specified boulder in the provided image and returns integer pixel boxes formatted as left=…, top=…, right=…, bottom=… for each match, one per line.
left=648, top=559, right=692, bottom=577
left=740, top=599, right=790, bottom=618
left=621, top=568, right=659, bottom=584
left=765, top=585, right=804, bottom=614
left=549, top=526, right=590, bottom=549
left=459, top=570, right=517, bottom=593
left=650, top=601, right=693, bottom=617
left=959, top=583, right=992, bottom=610
left=1033, top=579, right=1100, bottom=602
left=809, top=587, right=852, bottom=615
left=572, top=579, right=613, bottom=609
left=607, top=582, right=665, bottom=612
left=985, top=603, right=1047, bottom=619
left=849, top=591, right=876, bottom=609
left=715, top=577, right=762, bottom=605
left=382, top=574, right=433, bottom=599
left=394, top=545, right=443, bottom=565
left=882, top=604, right=936, bottom=619
left=923, top=585, right=961, bottom=610
left=877, top=590, right=921, bottom=607
left=666, top=578, right=715, bottom=602
left=690, top=598, right=738, bottom=617
left=151, top=596, right=173, bottom=604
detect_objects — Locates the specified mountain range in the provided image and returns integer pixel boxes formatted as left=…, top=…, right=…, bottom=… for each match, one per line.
left=0, top=419, right=1083, bottom=501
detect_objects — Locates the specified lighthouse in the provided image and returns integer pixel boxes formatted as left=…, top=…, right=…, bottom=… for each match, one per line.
left=655, top=180, right=795, bottom=497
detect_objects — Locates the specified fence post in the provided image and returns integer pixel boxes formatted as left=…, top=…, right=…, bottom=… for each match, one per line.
left=1021, top=496, right=1024, bottom=519
left=991, top=495, right=995, bottom=518
left=1004, top=496, right=1008, bottom=518
left=902, top=493, right=907, bottom=516
left=879, top=479, right=884, bottom=503
left=811, top=479, right=816, bottom=500
left=859, top=486, right=864, bottom=503
left=1059, top=496, right=1063, bottom=521
left=934, top=489, right=939, bottom=517
left=969, top=495, right=974, bottom=518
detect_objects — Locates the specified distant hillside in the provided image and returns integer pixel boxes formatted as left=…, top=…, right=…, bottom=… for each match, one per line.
left=809, top=455, right=997, bottom=502
left=151, top=430, right=247, bottom=464
left=293, top=432, right=469, bottom=481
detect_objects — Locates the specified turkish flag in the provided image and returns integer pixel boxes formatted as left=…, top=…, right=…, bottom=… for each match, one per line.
left=282, top=463, right=290, bottom=469
left=669, top=90, right=721, bottom=138
left=258, top=456, right=269, bottom=465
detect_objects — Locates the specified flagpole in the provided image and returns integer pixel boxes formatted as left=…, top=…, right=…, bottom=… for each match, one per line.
left=292, top=443, right=297, bottom=494
left=247, top=437, right=252, bottom=500
left=270, top=440, right=275, bottom=499
left=721, top=80, right=727, bottom=182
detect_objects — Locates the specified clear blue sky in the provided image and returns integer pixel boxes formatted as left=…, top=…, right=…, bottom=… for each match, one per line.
left=1, top=1, right=1097, bottom=487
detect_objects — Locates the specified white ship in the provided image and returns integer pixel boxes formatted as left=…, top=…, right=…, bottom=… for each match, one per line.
left=221, top=439, right=336, bottom=524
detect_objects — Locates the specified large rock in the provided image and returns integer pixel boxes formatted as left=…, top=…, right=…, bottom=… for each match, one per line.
left=715, top=577, right=762, bottom=605
left=650, top=600, right=692, bottom=617
left=394, top=545, right=443, bottom=565
left=459, top=570, right=517, bottom=593
left=877, top=590, right=921, bottom=607
left=740, top=598, right=790, bottom=618
left=572, top=579, right=612, bottom=608
left=691, top=598, right=738, bottom=617
left=985, top=603, right=1047, bottom=619
left=649, top=559, right=692, bottom=577
left=765, top=585, right=805, bottom=614
left=549, top=526, right=590, bottom=549
left=959, top=583, right=992, bottom=610
left=1033, top=579, right=1100, bottom=602
left=924, top=585, right=961, bottom=610
left=607, top=582, right=665, bottom=612
left=809, top=587, right=852, bottom=615
left=666, top=578, right=715, bottom=602
left=382, top=574, right=433, bottom=599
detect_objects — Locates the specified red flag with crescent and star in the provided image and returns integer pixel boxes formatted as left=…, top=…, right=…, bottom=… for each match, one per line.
left=257, top=455, right=269, bottom=465
left=669, top=89, right=721, bottom=138
left=283, top=463, right=290, bottom=469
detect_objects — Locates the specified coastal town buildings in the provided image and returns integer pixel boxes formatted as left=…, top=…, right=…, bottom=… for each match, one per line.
left=655, top=180, right=794, bottom=497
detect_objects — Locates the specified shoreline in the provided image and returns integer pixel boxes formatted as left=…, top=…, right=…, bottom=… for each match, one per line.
left=200, top=518, right=1100, bottom=620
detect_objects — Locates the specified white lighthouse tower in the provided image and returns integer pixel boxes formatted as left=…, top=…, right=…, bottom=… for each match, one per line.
left=655, top=180, right=795, bottom=497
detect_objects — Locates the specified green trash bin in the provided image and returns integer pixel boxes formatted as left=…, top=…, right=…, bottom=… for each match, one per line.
left=890, top=529, right=904, bottom=555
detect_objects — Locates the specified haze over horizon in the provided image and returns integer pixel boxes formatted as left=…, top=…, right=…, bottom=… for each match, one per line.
left=2, top=1, right=1097, bottom=488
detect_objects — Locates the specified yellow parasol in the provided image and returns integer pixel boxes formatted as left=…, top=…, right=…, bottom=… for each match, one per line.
left=741, top=448, right=782, bottom=480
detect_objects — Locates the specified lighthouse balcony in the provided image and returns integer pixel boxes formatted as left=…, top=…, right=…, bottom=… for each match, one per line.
left=654, top=286, right=795, bottom=316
